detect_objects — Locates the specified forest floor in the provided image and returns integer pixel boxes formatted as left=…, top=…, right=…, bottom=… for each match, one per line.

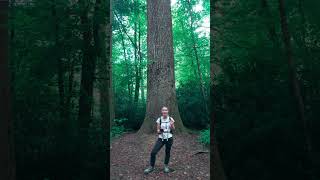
left=110, top=132, right=210, bottom=180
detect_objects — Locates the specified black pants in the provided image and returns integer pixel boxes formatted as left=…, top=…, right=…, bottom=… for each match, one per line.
left=150, top=137, right=173, bottom=167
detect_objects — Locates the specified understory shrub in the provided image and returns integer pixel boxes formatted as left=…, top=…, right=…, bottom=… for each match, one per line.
left=111, top=118, right=128, bottom=140
left=199, top=128, right=210, bottom=146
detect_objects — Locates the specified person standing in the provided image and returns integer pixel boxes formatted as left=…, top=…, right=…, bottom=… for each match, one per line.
left=144, top=106, right=175, bottom=174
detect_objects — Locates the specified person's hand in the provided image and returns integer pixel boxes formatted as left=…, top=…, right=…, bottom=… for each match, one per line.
left=170, top=118, right=175, bottom=129
left=157, top=129, right=160, bottom=134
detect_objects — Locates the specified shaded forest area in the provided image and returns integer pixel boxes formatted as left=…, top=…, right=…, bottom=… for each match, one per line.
left=8, top=0, right=111, bottom=179
left=212, top=0, right=320, bottom=180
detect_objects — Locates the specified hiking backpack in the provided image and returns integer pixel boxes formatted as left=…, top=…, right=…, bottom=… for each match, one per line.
left=159, top=116, right=173, bottom=134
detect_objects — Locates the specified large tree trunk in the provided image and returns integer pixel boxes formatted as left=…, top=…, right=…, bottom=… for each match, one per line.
left=278, top=0, right=312, bottom=175
left=138, top=0, right=185, bottom=134
left=77, top=3, right=95, bottom=155
left=211, top=0, right=227, bottom=179
left=93, top=0, right=111, bottom=178
left=0, top=1, right=15, bottom=179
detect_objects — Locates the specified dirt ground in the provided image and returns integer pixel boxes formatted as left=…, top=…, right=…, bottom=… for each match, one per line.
left=110, top=132, right=210, bottom=180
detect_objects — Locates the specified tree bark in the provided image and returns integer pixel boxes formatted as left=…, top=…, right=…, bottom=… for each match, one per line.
left=139, top=0, right=185, bottom=134
left=0, top=1, right=15, bottom=179
left=211, top=0, right=227, bottom=179
left=78, top=4, right=95, bottom=139
left=278, top=0, right=312, bottom=173
left=93, top=0, right=111, bottom=178
left=95, top=0, right=113, bottom=129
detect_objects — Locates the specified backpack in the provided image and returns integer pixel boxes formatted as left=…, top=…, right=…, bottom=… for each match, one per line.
left=159, top=116, right=173, bottom=134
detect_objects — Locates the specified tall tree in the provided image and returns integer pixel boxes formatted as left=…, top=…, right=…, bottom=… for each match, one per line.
left=139, top=0, right=185, bottom=133
left=78, top=3, right=95, bottom=134
left=77, top=3, right=96, bottom=176
left=185, top=0, right=209, bottom=121
left=0, top=0, right=15, bottom=179
left=211, top=0, right=227, bottom=179
left=132, top=0, right=141, bottom=121
left=278, top=0, right=312, bottom=175
left=93, top=0, right=111, bottom=178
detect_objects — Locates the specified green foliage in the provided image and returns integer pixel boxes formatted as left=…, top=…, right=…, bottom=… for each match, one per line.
left=111, top=126, right=126, bottom=139
left=111, top=118, right=128, bottom=140
left=199, top=128, right=210, bottom=146
left=11, top=0, right=108, bottom=179
left=112, top=0, right=210, bottom=130
left=213, top=0, right=320, bottom=179
left=177, top=80, right=209, bottom=129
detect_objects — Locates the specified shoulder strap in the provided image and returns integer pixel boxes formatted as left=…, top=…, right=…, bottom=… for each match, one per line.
left=160, top=116, right=162, bottom=126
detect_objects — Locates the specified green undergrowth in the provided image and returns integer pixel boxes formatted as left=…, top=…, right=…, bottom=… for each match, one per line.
left=198, top=128, right=210, bottom=146
left=111, top=118, right=130, bottom=141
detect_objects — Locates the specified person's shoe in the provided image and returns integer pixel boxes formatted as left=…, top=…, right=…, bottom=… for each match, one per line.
left=164, top=165, right=170, bottom=173
left=144, top=166, right=154, bottom=174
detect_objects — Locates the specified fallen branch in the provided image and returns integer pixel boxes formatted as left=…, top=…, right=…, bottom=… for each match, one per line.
left=192, top=150, right=210, bottom=156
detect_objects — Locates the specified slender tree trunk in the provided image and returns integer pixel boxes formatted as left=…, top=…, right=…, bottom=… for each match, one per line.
left=138, top=9, right=144, bottom=104
left=260, top=0, right=278, bottom=45
left=119, top=29, right=133, bottom=118
left=278, top=0, right=312, bottom=174
left=66, top=56, right=74, bottom=123
left=51, top=0, right=67, bottom=134
left=0, top=1, right=15, bottom=179
left=139, top=0, right=185, bottom=134
left=132, top=0, right=141, bottom=121
left=186, top=0, right=209, bottom=120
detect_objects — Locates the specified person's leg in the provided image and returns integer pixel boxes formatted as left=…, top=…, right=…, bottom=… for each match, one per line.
left=150, top=138, right=164, bottom=167
left=164, top=137, right=173, bottom=165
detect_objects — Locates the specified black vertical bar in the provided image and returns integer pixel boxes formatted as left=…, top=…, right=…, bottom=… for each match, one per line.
left=0, top=0, right=10, bottom=180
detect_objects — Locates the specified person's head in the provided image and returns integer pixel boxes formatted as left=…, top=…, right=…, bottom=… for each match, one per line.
left=161, top=106, right=169, bottom=117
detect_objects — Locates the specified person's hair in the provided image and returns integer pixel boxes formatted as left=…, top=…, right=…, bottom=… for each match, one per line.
left=161, top=106, right=168, bottom=111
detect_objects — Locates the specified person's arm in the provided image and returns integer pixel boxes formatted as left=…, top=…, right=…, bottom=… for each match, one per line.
left=156, top=118, right=160, bottom=134
left=157, top=123, right=160, bottom=134
left=170, top=117, right=175, bottom=129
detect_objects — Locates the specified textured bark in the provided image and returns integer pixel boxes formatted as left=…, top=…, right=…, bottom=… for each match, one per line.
left=211, top=1, right=227, bottom=179
left=106, top=0, right=112, bottom=176
left=138, top=0, right=185, bottom=134
left=278, top=0, right=312, bottom=175
left=93, top=0, right=111, bottom=178
left=0, top=1, right=15, bottom=179
left=93, top=0, right=113, bottom=129
left=78, top=6, right=95, bottom=136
